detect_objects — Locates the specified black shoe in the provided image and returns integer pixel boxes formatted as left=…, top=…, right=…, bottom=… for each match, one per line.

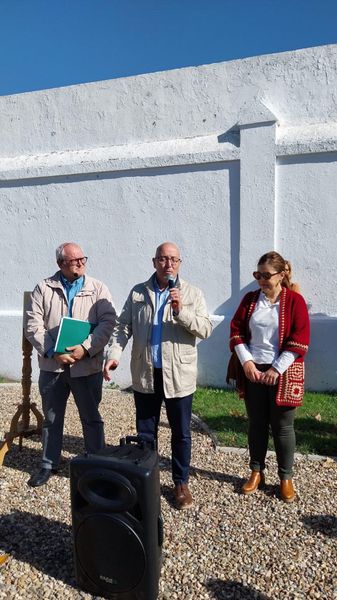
left=27, top=468, right=57, bottom=488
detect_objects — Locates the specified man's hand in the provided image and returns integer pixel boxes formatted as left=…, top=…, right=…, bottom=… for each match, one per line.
left=54, top=345, right=87, bottom=365
left=169, top=287, right=182, bottom=314
left=259, top=367, right=280, bottom=386
left=243, top=360, right=262, bottom=383
left=54, top=353, right=76, bottom=365
left=66, top=345, right=88, bottom=361
left=103, top=359, right=119, bottom=381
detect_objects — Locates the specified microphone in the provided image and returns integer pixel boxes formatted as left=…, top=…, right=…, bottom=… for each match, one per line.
left=167, top=275, right=175, bottom=289
left=167, top=276, right=178, bottom=311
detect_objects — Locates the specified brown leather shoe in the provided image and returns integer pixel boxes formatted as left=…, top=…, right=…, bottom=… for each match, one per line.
left=173, top=483, right=193, bottom=510
left=241, top=470, right=265, bottom=495
left=280, top=479, right=295, bottom=503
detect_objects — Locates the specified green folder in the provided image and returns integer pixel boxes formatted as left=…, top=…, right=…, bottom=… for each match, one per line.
left=54, top=317, right=95, bottom=354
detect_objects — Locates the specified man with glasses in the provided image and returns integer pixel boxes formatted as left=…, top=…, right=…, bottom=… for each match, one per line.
left=104, top=241, right=212, bottom=509
left=26, top=242, right=116, bottom=487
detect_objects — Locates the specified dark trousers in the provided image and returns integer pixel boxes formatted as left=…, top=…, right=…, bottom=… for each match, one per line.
left=133, top=369, right=193, bottom=485
left=245, top=365, right=296, bottom=480
left=39, top=367, right=105, bottom=470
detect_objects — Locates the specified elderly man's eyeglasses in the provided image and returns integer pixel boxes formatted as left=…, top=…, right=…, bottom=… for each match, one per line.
left=63, top=257, right=88, bottom=266
left=155, top=256, right=181, bottom=265
left=253, top=270, right=282, bottom=281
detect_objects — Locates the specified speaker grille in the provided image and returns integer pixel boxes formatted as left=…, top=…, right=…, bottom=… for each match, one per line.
left=75, top=514, right=146, bottom=593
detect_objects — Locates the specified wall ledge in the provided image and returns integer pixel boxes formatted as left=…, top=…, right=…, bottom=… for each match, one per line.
left=0, top=135, right=239, bottom=181
left=277, top=122, right=337, bottom=156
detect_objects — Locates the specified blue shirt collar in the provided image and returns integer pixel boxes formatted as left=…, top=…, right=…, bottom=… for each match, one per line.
left=60, top=273, right=84, bottom=289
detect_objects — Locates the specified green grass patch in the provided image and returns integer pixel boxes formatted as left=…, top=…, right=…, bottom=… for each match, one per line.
left=193, top=388, right=337, bottom=456
left=0, top=376, right=18, bottom=383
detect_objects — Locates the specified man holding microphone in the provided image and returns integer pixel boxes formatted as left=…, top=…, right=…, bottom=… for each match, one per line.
left=104, top=241, right=212, bottom=509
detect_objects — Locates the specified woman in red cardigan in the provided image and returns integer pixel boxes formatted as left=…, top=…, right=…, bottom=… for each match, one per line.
left=228, top=251, right=310, bottom=502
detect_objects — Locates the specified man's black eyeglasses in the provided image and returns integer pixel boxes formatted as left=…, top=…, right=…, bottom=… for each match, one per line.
left=63, top=257, right=88, bottom=266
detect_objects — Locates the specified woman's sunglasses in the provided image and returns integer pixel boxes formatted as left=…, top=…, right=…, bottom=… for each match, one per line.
left=253, top=271, right=282, bottom=281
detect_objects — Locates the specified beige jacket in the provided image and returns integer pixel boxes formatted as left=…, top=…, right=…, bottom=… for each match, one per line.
left=107, top=275, right=212, bottom=398
left=25, top=272, right=116, bottom=377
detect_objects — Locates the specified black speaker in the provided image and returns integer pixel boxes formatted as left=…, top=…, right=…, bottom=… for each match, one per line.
left=70, top=436, right=163, bottom=600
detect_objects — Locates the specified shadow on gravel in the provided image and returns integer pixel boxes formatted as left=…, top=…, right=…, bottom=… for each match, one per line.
left=0, top=510, right=76, bottom=586
left=3, top=443, right=41, bottom=472
left=61, top=433, right=90, bottom=455
left=206, top=578, right=271, bottom=599
left=158, top=455, right=245, bottom=490
left=160, top=484, right=177, bottom=510
left=4, top=440, right=262, bottom=496
left=159, top=417, right=219, bottom=437
left=301, top=514, right=337, bottom=537
left=3, top=434, right=87, bottom=475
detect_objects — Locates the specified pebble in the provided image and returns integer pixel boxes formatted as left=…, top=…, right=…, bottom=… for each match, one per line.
left=0, top=384, right=336, bottom=599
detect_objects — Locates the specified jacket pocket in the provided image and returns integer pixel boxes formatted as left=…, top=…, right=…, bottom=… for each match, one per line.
left=179, top=349, right=197, bottom=364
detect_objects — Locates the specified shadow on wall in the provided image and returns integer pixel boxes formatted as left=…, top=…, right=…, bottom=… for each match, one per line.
left=198, top=299, right=337, bottom=392
left=305, top=314, right=337, bottom=391
left=197, top=281, right=256, bottom=389
left=196, top=148, right=242, bottom=388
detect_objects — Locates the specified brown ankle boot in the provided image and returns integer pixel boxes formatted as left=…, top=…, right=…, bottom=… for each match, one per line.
left=280, top=479, right=295, bottom=503
left=242, top=471, right=265, bottom=495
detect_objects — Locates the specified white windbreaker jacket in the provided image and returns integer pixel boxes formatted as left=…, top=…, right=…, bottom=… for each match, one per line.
left=25, top=272, right=116, bottom=377
left=107, top=275, right=212, bottom=398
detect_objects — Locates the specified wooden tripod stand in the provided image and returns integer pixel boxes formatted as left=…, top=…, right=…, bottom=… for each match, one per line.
left=0, top=292, right=43, bottom=466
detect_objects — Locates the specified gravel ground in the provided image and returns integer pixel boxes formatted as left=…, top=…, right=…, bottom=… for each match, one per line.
left=0, top=384, right=336, bottom=600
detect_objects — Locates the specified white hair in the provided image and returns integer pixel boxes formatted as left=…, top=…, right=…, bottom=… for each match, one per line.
left=55, top=242, right=72, bottom=263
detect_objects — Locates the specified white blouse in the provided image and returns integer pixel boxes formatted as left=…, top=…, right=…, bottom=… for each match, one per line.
left=235, top=293, right=298, bottom=375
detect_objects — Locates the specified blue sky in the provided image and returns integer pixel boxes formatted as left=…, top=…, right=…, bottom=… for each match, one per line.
left=1, top=0, right=336, bottom=96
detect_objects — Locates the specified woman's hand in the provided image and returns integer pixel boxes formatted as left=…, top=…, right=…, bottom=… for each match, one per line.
left=260, top=367, right=280, bottom=386
left=243, top=360, right=261, bottom=383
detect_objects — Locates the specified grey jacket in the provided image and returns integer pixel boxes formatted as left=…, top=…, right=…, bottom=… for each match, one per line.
left=107, top=275, right=212, bottom=397
left=25, top=272, right=116, bottom=377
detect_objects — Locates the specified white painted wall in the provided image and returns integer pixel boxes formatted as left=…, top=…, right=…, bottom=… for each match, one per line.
left=0, top=44, right=336, bottom=390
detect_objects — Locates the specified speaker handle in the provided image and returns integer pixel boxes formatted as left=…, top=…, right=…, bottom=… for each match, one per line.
left=77, top=469, right=137, bottom=511
left=120, top=434, right=157, bottom=451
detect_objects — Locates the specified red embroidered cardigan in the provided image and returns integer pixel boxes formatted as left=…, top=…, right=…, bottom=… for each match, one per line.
left=229, top=287, right=310, bottom=406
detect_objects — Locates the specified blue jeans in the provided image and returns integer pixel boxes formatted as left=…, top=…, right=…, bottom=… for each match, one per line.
left=39, top=367, right=105, bottom=470
left=133, top=369, right=193, bottom=485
